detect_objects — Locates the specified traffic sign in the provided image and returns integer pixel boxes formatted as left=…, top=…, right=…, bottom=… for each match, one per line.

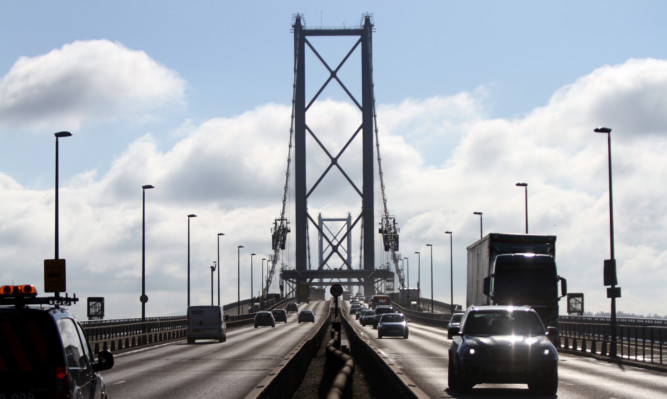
left=330, top=284, right=343, bottom=297
left=44, top=259, right=66, bottom=293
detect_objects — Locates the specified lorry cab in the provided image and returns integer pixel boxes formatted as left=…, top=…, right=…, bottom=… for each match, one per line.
left=186, top=305, right=227, bottom=344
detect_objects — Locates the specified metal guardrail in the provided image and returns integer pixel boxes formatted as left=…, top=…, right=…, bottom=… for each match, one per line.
left=559, top=316, right=667, bottom=366
left=81, top=298, right=294, bottom=354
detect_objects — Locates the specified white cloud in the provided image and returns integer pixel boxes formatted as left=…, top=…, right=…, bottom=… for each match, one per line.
left=0, top=40, right=186, bottom=132
left=2, top=58, right=667, bottom=319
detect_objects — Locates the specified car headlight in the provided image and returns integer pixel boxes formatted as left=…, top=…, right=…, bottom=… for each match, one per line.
left=468, top=347, right=476, bottom=355
left=543, top=348, right=552, bottom=356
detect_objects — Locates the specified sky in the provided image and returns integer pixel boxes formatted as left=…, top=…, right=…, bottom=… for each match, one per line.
left=1, top=1, right=667, bottom=320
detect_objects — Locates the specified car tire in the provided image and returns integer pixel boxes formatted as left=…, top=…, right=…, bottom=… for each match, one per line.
left=403, top=331, right=408, bottom=339
left=378, top=333, right=382, bottom=339
left=187, top=338, right=194, bottom=344
left=254, top=325, right=258, bottom=328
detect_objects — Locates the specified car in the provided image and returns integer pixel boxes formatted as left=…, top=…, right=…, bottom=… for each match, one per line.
left=448, top=305, right=559, bottom=395
left=360, top=309, right=375, bottom=326
left=377, top=313, right=409, bottom=339
left=298, top=310, right=315, bottom=323
left=286, top=302, right=299, bottom=313
left=355, top=305, right=367, bottom=319
left=254, top=311, right=276, bottom=328
left=372, top=305, right=394, bottom=328
left=0, top=284, right=114, bottom=398
left=271, top=308, right=288, bottom=323
left=349, top=302, right=361, bottom=314
left=186, top=305, right=228, bottom=343
left=447, top=312, right=464, bottom=339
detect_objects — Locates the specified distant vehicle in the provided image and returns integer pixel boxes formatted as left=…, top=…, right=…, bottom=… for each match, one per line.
left=349, top=302, right=362, bottom=314
left=448, top=305, right=558, bottom=394
left=271, top=308, right=288, bottom=323
left=254, top=311, right=276, bottom=328
left=298, top=310, right=315, bottom=323
left=187, top=305, right=228, bottom=343
left=0, top=284, right=114, bottom=399
left=355, top=305, right=368, bottom=319
left=372, top=305, right=394, bottom=328
left=360, top=309, right=375, bottom=326
left=377, top=313, right=409, bottom=339
left=410, top=301, right=420, bottom=311
left=286, top=302, right=299, bottom=313
left=249, top=302, right=261, bottom=313
left=447, top=313, right=464, bottom=339
left=369, top=294, right=390, bottom=309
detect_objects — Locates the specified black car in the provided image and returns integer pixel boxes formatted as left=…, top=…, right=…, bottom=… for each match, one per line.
left=448, top=305, right=558, bottom=395
left=372, top=305, right=394, bottom=328
left=0, top=284, right=114, bottom=399
left=377, top=313, right=409, bottom=339
left=297, top=310, right=315, bottom=323
left=286, top=302, right=299, bottom=313
left=254, top=311, right=276, bottom=328
left=271, top=308, right=288, bottom=323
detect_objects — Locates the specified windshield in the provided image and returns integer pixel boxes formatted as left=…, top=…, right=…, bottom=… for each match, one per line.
left=463, top=310, right=545, bottom=336
left=381, top=314, right=404, bottom=323
left=494, top=256, right=557, bottom=299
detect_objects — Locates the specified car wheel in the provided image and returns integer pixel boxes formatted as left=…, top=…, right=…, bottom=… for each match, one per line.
left=254, top=325, right=258, bottom=328
left=187, top=338, right=194, bottom=344
left=378, top=333, right=382, bottom=339
left=403, top=331, right=409, bottom=339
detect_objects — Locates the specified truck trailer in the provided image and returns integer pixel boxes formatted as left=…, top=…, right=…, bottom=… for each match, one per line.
left=466, top=233, right=567, bottom=333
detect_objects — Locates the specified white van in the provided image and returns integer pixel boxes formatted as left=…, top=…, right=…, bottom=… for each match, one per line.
left=186, top=306, right=227, bottom=343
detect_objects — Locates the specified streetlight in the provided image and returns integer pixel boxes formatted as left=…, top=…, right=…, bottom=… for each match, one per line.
left=217, top=233, right=224, bottom=306
left=187, top=214, right=197, bottom=307
left=403, top=256, right=410, bottom=292
left=414, top=251, right=421, bottom=310
left=141, top=184, right=154, bottom=321
left=426, top=244, right=433, bottom=313
left=237, top=245, right=244, bottom=315
left=210, top=262, right=216, bottom=305
left=262, top=258, right=267, bottom=299
left=445, top=231, right=453, bottom=315
left=53, top=131, right=72, bottom=298
left=250, top=253, right=256, bottom=301
left=594, top=126, right=620, bottom=358
left=473, top=212, right=483, bottom=239
left=516, top=182, right=528, bottom=234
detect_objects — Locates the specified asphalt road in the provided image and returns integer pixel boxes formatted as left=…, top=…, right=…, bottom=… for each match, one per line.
left=101, top=301, right=326, bottom=399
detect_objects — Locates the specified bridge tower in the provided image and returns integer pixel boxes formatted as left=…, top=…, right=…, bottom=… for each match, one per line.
left=281, top=14, right=392, bottom=296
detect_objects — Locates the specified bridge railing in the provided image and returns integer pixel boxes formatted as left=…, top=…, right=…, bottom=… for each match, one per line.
left=559, top=316, right=667, bottom=366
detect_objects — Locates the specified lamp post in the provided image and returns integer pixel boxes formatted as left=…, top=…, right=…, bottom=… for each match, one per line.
left=473, top=212, right=483, bottom=239
left=426, top=243, right=433, bottom=313
left=594, top=126, right=620, bottom=358
left=187, top=214, right=197, bottom=307
left=262, top=258, right=267, bottom=298
left=445, top=231, right=453, bottom=315
left=250, top=253, right=256, bottom=301
left=237, top=245, right=244, bottom=315
left=516, top=182, right=528, bottom=234
left=404, top=257, right=409, bottom=292
left=141, top=184, right=154, bottom=321
left=414, top=251, right=421, bottom=310
left=217, top=233, right=224, bottom=306
left=210, top=262, right=216, bottom=305
left=53, top=131, right=72, bottom=298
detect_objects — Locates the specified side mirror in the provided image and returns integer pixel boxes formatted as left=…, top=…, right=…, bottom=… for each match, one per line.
left=447, top=326, right=460, bottom=339
left=546, top=326, right=558, bottom=337
left=92, top=350, right=114, bottom=372
left=559, top=276, right=568, bottom=297
left=483, top=277, right=491, bottom=296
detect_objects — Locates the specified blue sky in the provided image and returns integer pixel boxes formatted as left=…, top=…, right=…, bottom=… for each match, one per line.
left=1, top=1, right=667, bottom=319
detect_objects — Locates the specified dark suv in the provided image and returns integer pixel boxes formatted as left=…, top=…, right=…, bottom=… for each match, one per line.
left=448, top=305, right=558, bottom=395
left=0, top=285, right=114, bottom=398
